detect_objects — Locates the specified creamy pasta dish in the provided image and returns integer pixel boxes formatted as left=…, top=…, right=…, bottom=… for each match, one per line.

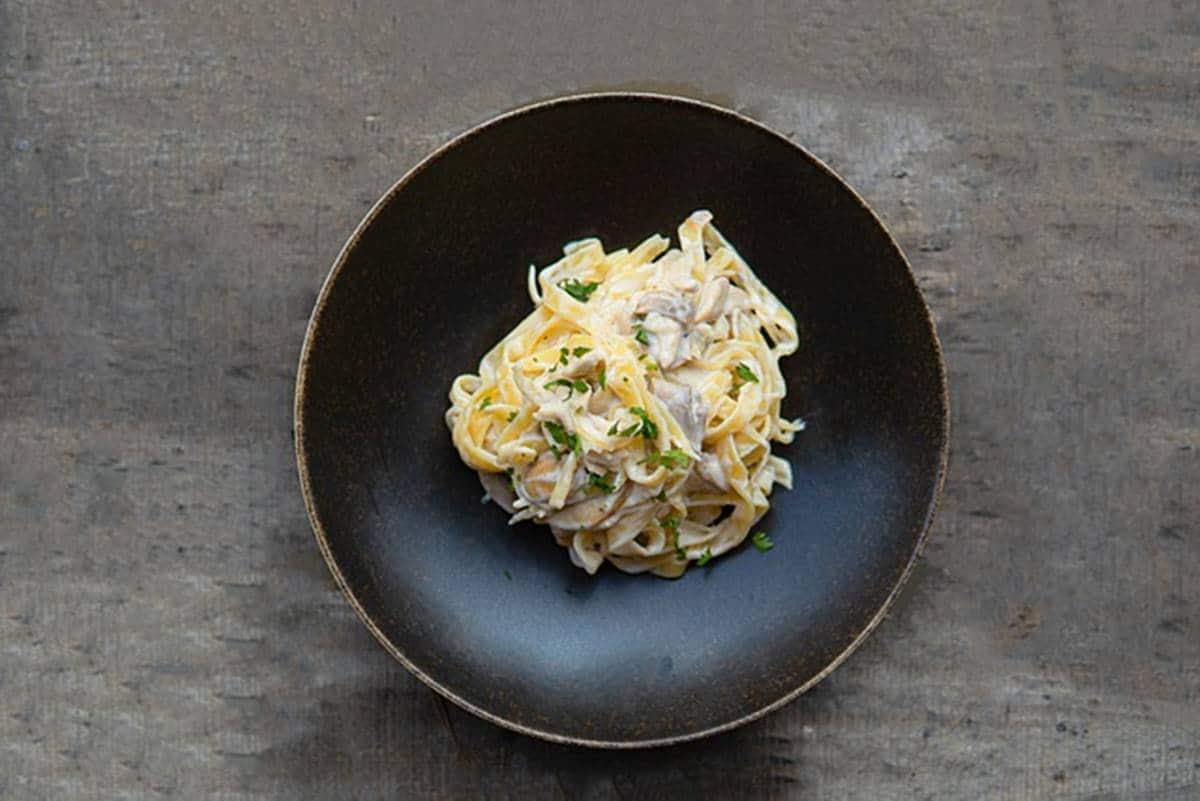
left=446, top=211, right=802, bottom=577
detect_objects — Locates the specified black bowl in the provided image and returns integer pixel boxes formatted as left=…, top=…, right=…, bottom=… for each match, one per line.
left=295, top=93, right=948, bottom=747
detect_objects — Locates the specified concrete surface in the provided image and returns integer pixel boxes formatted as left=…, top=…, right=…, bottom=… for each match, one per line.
left=1, top=1, right=1197, bottom=798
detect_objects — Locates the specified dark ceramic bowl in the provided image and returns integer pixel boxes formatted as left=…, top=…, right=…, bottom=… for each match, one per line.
left=295, top=93, right=948, bottom=748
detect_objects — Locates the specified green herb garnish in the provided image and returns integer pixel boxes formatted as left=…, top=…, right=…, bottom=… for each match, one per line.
left=559, top=278, right=600, bottom=303
left=597, top=367, right=606, bottom=390
left=634, top=325, right=649, bottom=345
left=629, top=407, right=658, bottom=439
left=504, top=569, right=512, bottom=581
left=735, top=363, right=759, bottom=384
left=697, top=548, right=713, bottom=567
left=479, top=396, right=493, bottom=409
left=660, top=515, right=685, bottom=561
left=655, top=490, right=669, bottom=502
left=607, top=422, right=619, bottom=436
left=573, top=346, right=592, bottom=358
left=751, top=531, right=774, bottom=552
left=645, top=448, right=690, bottom=470
left=572, top=378, right=588, bottom=394
left=586, top=471, right=616, bottom=494
left=544, top=420, right=582, bottom=455
left=544, top=378, right=576, bottom=397
left=559, top=347, right=570, bottom=366
left=507, top=411, right=517, bottom=422
left=545, top=421, right=569, bottom=446
left=618, top=423, right=640, bottom=437
left=505, top=467, right=516, bottom=490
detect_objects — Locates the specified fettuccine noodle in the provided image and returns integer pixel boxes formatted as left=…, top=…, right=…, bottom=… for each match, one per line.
left=445, top=211, right=802, bottom=577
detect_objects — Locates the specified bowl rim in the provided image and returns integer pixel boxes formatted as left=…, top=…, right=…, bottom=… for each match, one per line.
left=293, top=90, right=950, bottom=749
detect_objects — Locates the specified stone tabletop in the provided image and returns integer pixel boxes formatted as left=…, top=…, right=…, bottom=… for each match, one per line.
left=2, top=1, right=1197, bottom=798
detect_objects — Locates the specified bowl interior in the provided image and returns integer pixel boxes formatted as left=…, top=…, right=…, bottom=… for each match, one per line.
left=297, top=95, right=947, bottom=746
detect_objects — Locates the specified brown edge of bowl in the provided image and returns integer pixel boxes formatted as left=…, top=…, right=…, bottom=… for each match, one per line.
left=293, top=91, right=951, bottom=749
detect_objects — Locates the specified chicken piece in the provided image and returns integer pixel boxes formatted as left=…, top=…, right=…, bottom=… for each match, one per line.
left=636, top=291, right=693, bottom=322
left=586, top=389, right=621, bottom=416
left=584, top=448, right=624, bottom=474
left=520, top=450, right=562, bottom=505
left=561, top=350, right=602, bottom=378
left=696, top=452, right=730, bottom=491
left=652, top=378, right=707, bottom=450
left=642, top=312, right=686, bottom=369
left=693, top=277, right=730, bottom=323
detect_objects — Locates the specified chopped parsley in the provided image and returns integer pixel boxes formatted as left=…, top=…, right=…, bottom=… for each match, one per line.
left=544, top=420, right=580, bottom=455
left=618, top=423, right=641, bottom=437
left=645, top=361, right=658, bottom=372
left=572, top=346, right=592, bottom=358
left=660, top=515, right=684, bottom=561
left=597, top=367, right=606, bottom=390
left=660, top=449, right=690, bottom=469
left=655, top=490, right=669, bottom=502
left=696, top=548, right=713, bottom=567
left=735, top=363, right=759, bottom=384
left=559, top=347, right=569, bottom=366
left=545, top=378, right=575, bottom=396
left=751, top=531, right=774, bottom=552
left=506, top=411, right=517, bottom=422
left=544, top=420, right=568, bottom=444
left=629, top=407, right=658, bottom=439
left=586, top=471, right=616, bottom=494
left=607, top=422, right=619, bottom=436
left=559, top=278, right=600, bottom=303
left=503, top=569, right=512, bottom=581
left=479, top=396, right=493, bottom=409
left=644, top=448, right=690, bottom=470
left=634, top=325, right=649, bottom=346
left=504, top=467, right=516, bottom=490
left=544, top=378, right=589, bottom=398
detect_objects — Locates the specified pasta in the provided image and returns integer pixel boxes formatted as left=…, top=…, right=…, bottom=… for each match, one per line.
left=445, top=211, right=803, bottom=577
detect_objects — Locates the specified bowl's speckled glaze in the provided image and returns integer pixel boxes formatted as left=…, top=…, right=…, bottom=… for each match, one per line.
left=295, top=93, right=948, bottom=748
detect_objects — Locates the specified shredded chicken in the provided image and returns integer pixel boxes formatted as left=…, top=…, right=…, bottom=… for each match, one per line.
left=642, top=311, right=686, bottom=369
left=520, top=450, right=561, bottom=505
left=652, top=378, right=706, bottom=451
left=694, top=277, right=730, bottom=323
left=697, top=452, right=730, bottom=491
left=561, top=350, right=602, bottom=378
left=636, top=290, right=693, bottom=322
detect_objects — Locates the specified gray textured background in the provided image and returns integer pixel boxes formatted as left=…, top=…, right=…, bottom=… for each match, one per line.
left=2, top=1, right=1198, bottom=799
